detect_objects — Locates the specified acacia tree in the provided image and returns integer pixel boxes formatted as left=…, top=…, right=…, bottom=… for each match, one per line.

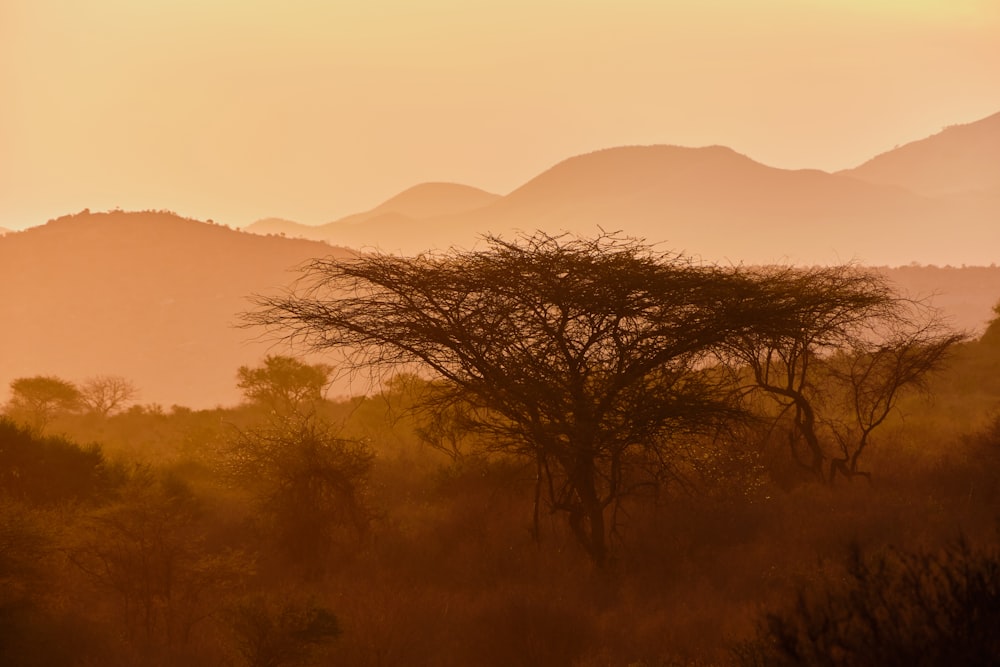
left=237, top=355, right=333, bottom=417
left=70, top=472, right=249, bottom=656
left=80, top=375, right=138, bottom=417
left=725, top=266, right=962, bottom=482
left=246, top=232, right=809, bottom=567
left=5, top=376, right=82, bottom=433
left=229, top=417, right=374, bottom=577
left=824, top=320, right=962, bottom=481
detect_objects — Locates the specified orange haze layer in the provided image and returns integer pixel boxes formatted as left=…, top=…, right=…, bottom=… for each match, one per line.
left=3, top=0, right=999, bottom=232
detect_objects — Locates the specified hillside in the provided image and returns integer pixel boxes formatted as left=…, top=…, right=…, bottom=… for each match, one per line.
left=363, top=182, right=501, bottom=219
left=462, top=145, right=963, bottom=265
left=840, top=111, right=1000, bottom=196
left=4, top=210, right=1000, bottom=413
left=6, top=112, right=1000, bottom=408
left=879, top=265, right=1000, bottom=335
left=240, top=113, right=1000, bottom=266
left=242, top=217, right=313, bottom=238
left=0, top=210, right=351, bottom=408
left=244, top=182, right=501, bottom=245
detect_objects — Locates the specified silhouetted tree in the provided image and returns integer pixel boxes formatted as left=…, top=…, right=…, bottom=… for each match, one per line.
left=80, top=375, right=138, bottom=417
left=981, top=299, right=1000, bottom=346
left=237, top=355, right=333, bottom=417
left=244, top=232, right=814, bottom=567
left=0, top=418, right=114, bottom=505
left=5, top=376, right=81, bottom=433
left=412, top=380, right=481, bottom=465
left=825, top=320, right=963, bottom=481
left=229, top=416, right=373, bottom=577
left=724, top=266, right=961, bottom=482
left=69, top=471, right=248, bottom=656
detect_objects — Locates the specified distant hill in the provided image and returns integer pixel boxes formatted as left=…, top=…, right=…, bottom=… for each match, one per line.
left=840, top=111, right=1000, bottom=197
left=7, top=112, right=1000, bottom=407
left=0, top=227, right=10, bottom=236
left=240, top=113, right=1000, bottom=266
left=3, top=210, right=999, bottom=410
left=245, top=182, right=501, bottom=246
left=461, top=145, right=960, bottom=265
left=364, top=182, right=502, bottom=219
left=0, top=210, right=352, bottom=409
left=878, top=265, right=1000, bottom=335
left=243, top=217, right=311, bottom=238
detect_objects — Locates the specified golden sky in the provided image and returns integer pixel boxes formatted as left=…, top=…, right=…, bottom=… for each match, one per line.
left=3, top=0, right=999, bottom=229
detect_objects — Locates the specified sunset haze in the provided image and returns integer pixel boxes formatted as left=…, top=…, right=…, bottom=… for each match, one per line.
left=4, top=0, right=999, bottom=231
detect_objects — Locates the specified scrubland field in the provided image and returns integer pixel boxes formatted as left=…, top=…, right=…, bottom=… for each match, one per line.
left=4, top=307, right=1000, bottom=667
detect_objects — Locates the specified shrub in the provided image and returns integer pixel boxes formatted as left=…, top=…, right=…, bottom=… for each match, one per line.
left=736, top=538, right=1000, bottom=667
left=0, top=418, right=116, bottom=505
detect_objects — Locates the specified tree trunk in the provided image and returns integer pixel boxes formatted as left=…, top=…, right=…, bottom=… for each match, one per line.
left=565, top=454, right=608, bottom=569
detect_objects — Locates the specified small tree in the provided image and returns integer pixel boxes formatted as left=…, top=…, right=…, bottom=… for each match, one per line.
left=825, top=320, right=963, bottom=481
left=5, top=376, right=82, bottom=433
left=725, top=266, right=961, bottom=482
left=69, top=471, right=249, bottom=654
left=412, top=381, right=482, bottom=465
left=237, top=355, right=333, bottom=417
left=80, top=375, right=139, bottom=417
left=0, top=418, right=113, bottom=505
left=229, top=416, right=373, bottom=577
left=981, top=299, right=1000, bottom=346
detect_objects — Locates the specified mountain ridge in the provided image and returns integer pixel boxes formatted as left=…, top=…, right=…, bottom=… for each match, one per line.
left=0, top=210, right=352, bottom=408
left=838, top=111, right=1000, bottom=196
left=6, top=110, right=1000, bottom=407
left=244, top=182, right=500, bottom=240
left=235, top=110, right=999, bottom=265
left=4, top=208, right=999, bottom=409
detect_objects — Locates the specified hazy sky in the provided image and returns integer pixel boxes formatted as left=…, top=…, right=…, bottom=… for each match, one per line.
left=3, top=0, right=999, bottom=230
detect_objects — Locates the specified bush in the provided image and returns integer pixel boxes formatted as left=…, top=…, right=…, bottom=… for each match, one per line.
left=228, top=596, right=340, bottom=667
left=0, top=418, right=117, bottom=505
left=736, top=538, right=1000, bottom=667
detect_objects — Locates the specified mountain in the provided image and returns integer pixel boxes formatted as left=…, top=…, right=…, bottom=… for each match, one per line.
left=839, top=111, right=1000, bottom=197
left=464, top=145, right=954, bottom=265
left=243, top=217, right=312, bottom=238
left=6, top=113, right=1000, bottom=408
left=244, top=182, right=501, bottom=244
left=878, top=265, right=1000, bottom=335
left=0, top=210, right=352, bottom=409
left=363, top=182, right=502, bottom=219
left=3, top=210, right=998, bottom=411
left=256, top=141, right=998, bottom=266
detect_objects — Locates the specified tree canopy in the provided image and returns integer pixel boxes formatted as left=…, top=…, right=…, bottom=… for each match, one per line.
left=249, top=234, right=798, bottom=565
left=246, top=232, right=960, bottom=566
left=236, top=355, right=333, bottom=416
left=5, top=375, right=82, bottom=433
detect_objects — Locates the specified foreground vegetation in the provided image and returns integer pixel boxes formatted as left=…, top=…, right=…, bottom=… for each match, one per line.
left=3, top=344, right=1000, bottom=665
left=4, top=236, right=1000, bottom=665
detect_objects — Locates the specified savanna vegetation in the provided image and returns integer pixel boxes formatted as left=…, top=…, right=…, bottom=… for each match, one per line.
left=4, top=233, right=1000, bottom=666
